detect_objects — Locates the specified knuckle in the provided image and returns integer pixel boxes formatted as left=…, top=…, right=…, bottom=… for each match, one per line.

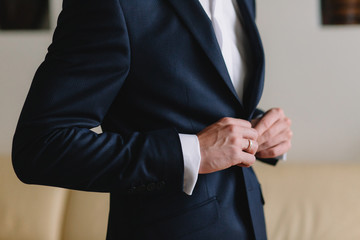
left=241, top=161, right=251, bottom=168
left=248, top=156, right=256, bottom=166
left=274, top=108, right=284, bottom=115
left=220, top=117, right=232, bottom=124
left=226, top=124, right=237, bottom=134
left=229, top=136, right=238, bottom=145
left=268, top=148, right=278, bottom=158
left=285, top=117, right=292, bottom=126
left=288, top=130, right=293, bottom=138
left=243, top=120, right=252, bottom=128
left=229, top=146, right=239, bottom=157
left=240, top=154, right=256, bottom=168
left=263, top=119, right=272, bottom=129
left=252, top=129, right=259, bottom=139
left=262, top=130, right=271, bottom=140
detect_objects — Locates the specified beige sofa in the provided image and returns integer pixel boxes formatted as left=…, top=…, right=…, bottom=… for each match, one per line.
left=1, top=155, right=360, bottom=240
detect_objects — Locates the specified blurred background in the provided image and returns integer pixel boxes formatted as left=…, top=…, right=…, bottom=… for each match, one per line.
left=0, top=0, right=360, bottom=240
left=257, top=0, right=360, bottom=163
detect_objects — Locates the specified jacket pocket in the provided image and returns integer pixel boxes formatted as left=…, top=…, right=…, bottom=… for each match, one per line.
left=135, top=197, right=219, bottom=240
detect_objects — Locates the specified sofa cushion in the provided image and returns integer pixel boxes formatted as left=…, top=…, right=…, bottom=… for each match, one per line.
left=0, top=156, right=68, bottom=240
left=61, top=190, right=109, bottom=240
left=3, top=154, right=360, bottom=240
left=255, top=162, right=360, bottom=240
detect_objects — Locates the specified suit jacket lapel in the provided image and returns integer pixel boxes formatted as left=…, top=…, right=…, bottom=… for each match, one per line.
left=236, top=0, right=265, bottom=116
left=166, top=0, right=244, bottom=109
left=167, top=0, right=266, bottom=117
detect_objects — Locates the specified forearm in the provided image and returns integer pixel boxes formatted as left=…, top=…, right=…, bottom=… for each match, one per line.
left=12, top=0, right=185, bottom=194
left=13, top=124, right=184, bottom=194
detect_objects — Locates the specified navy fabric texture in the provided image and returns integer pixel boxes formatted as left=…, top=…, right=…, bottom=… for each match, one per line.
left=13, top=0, right=271, bottom=239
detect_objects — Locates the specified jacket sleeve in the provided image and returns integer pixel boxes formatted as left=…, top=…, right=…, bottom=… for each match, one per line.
left=12, top=0, right=184, bottom=194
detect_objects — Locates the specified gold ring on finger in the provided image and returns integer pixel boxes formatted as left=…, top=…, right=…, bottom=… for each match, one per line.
left=246, top=139, right=252, bottom=152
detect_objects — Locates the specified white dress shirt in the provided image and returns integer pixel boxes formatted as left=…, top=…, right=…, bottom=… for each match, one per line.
left=180, top=0, right=251, bottom=195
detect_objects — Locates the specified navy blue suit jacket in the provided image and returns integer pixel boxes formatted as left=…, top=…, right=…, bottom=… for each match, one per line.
left=13, top=0, right=271, bottom=239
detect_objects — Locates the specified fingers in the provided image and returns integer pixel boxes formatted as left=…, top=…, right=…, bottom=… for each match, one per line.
left=218, top=117, right=258, bottom=150
left=197, top=117, right=259, bottom=174
left=227, top=126, right=257, bottom=142
left=219, top=117, right=252, bottom=128
left=218, top=118, right=258, bottom=140
left=253, top=108, right=292, bottom=158
left=258, top=117, right=292, bottom=147
left=258, top=128, right=292, bottom=152
left=242, top=138, right=258, bottom=155
left=254, top=108, right=285, bottom=136
left=256, top=139, right=292, bottom=159
left=237, top=152, right=256, bottom=168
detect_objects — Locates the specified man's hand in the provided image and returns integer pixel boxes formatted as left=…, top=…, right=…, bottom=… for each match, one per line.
left=252, top=108, right=292, bottom=159
left=197, top=117, right=258, bottom=174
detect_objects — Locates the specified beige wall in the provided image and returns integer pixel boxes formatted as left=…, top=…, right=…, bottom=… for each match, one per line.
left=1, top=0, right=359, bottom=162
left=0, top=0, right=63, bottom=155
left=256, top=0, right=360, bottom=162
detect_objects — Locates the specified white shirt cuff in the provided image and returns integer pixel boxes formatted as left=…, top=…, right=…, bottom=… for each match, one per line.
left=178, top=134, right=201, bottom=195
left=278, top=153, right=287, bottom=161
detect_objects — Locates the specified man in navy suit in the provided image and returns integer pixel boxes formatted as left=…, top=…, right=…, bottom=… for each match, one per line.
left=12, top=0, right=292, bottom=239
